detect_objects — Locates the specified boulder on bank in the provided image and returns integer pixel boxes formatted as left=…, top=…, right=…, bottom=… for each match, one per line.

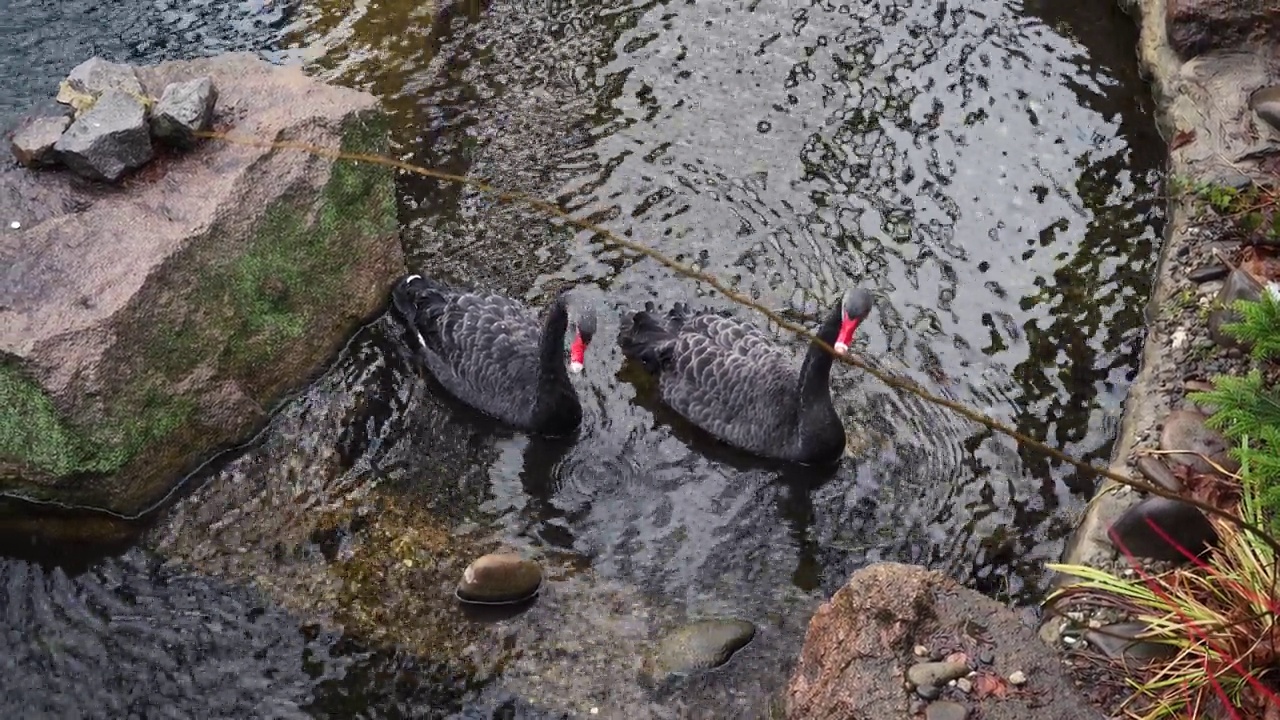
left=786, top=563, right=1101, bottom=720
left=0, top=53, right=403, bottom=517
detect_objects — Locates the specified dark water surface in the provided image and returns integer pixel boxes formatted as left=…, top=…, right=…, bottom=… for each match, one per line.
left=1, top=0, right=1163, bottom=716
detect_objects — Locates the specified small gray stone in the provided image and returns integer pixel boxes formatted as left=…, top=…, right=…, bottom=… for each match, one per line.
left=1084, top=621, right=1177, bottom=663
left=925, top=700, right=969, bottom=720
left=1108, top=496, right=1218, bottom=562
left=1250, top=86, right=1280, bottom=134
left=1187, top=264, right=1229, bottom=284
left=53, top=88, right=153, bottom=182
left=150, top=77, right=218, bottom=148
left=1160, top=409, right=1238, bottom=475
left=915, top=684, right=941, bottom=701
left=908, top=660, right=969, bottom=688
left=455, top=552, right=543, bottom=604
left=1135, top=455, right=1181, bottom=493
left=10, top=115, right=72, bottom=167
left=58, top=56, right=144, bottom=103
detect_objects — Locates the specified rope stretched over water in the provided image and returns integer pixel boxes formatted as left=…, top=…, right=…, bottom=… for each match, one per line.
left=119, top=130, right=1267, bottom=555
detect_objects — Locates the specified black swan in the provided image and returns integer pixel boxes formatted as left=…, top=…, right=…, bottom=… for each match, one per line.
left=618, top=289, right=875, bottom=465
left=390, top=274, right=597, bottom=436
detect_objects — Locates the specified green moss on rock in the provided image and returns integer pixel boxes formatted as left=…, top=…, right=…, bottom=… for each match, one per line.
left=1, top=110, right=398, bottom=511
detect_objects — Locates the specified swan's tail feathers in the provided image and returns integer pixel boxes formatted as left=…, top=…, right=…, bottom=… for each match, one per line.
left=390, top=273, right=450, bottom=351
left=620, top=307, right=676, bottom=374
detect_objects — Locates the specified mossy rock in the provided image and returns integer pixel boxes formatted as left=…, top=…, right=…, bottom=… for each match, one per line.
left=0, top=53, right=404, bottom=521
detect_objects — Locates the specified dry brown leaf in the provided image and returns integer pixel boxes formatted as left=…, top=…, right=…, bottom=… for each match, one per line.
left=972, top=672, right=1010, bottom=700
left=1171, top=129, right=1197, bottom=150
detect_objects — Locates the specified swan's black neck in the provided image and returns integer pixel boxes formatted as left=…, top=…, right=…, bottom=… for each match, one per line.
left=793, top=303, right=846, bottom=463
left=532, top=296, right=580, bottom=434
left=797, top=304, right=844, bottom=406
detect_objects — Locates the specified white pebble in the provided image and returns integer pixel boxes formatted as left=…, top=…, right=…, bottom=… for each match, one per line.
left=913, top=644, right=929, bottom=657
left=956, top=677, right=972, bottom=693
left=590, top=709, right=599, bottom=715
left=8, top=221, right=18, bottom=229
left=1008, top=670, right=1028, bottom=686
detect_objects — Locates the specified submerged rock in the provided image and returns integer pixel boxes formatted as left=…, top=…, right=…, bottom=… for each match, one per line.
left=1084, top=621, right=1176, bottom=663
left=1, top=53, right=403, bottom=517
left=1160, top=410, right=1237, bottom=475
left=53, top=88, right=153, bottom=182
left=151, top=77, right=218, bottom=148
left=56, top=56, right=144, bottom=108
left=456, top=553, right=543, bottom=604
left=786, top=563, right=1101, bottom=719
left=9, top=115, right=71, bottom=168
left=1108, top=496, right=1218, bottom=561
left=644, top=619, right=756, bottom=682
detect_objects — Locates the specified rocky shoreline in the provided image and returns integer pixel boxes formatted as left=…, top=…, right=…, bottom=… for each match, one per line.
left=1038, top=0, right=1280, bottom=712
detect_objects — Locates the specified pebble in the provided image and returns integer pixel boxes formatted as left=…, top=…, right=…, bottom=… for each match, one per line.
left=908, top=660, right=969, bottom=688
left=1008, top=670, right=1027, bottom=686
left=455, top=553, right=543, bottom=605
left=955, top=677, right=972, bottom=693
left=925, top=700, right=969, bottom=720
left=1250, top=86, right=1280, bottom=133
left=8, top=221, right=19, bottom=230
left=1135, top=455, right=1181, bottom=493
left=914, top=644, right=929, bottom=657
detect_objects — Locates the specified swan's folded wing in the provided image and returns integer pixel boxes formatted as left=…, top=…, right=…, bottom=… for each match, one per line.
left=662, top=318, right=798, bottom=446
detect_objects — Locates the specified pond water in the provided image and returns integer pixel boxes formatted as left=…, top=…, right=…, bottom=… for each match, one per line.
left=0, top=0, right=1164, bottom=717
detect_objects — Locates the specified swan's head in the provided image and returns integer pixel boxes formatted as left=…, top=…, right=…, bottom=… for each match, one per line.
left=392, top=274, right=428, bottom=349
left=833, top=288, right=875, bottom=355
left=568, top=302, right=597, bottom=374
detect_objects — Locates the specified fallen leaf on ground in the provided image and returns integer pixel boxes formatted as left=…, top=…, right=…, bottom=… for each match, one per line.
left=1171, top=129, right=1196, bottom=150
left=972, top=672, right=1010, bottom=700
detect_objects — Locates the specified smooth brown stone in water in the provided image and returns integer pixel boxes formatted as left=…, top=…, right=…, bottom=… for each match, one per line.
left=455, top=553, right=543, bottom=605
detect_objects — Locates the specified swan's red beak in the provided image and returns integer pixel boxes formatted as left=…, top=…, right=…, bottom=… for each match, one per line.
left=569, top=332, right=587, bottom=373
left=834, top=314, right=859, bottom=355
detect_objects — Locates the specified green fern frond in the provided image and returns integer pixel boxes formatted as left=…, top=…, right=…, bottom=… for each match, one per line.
left=1220, top=291, right=1280, bottom=361
left=1191, top=371, right=1280, bottom=440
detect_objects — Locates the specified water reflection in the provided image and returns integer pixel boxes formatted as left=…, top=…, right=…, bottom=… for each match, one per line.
left=0, top=0, right=1163, bottom=715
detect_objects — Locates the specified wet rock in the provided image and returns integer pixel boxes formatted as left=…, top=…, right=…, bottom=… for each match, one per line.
left=1166, top=0, right=1280, bottom=61
left=53, top=88, right=153, bottom=182
left=1136, top=455, right=1181, bottom=493
left=9, top=115, right=71, bottom=168
left=1, top=53, right=402, bottom=516
left=645, top=619, right=756, bottom=680
left=925, top=701, right=969, bottom=720
left=455, top=553, right=543, bottom=604
left=1084, top=621, right=1176, bottom=663
left=1160, top=410, right=1238, bottom=475
left=907, top=660, right=968, bottom=688
left=1209, top=267, right=1264, bottom=353
left=1251, top=87, right=1280, bottom=134
left=1108, top=496, right=1218, bottom=562
left=150, top=77, right=218, bottom=148
left=785, top=563, right=1102, bottom=719
left=1188, top=264, right=1229, bottom=284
